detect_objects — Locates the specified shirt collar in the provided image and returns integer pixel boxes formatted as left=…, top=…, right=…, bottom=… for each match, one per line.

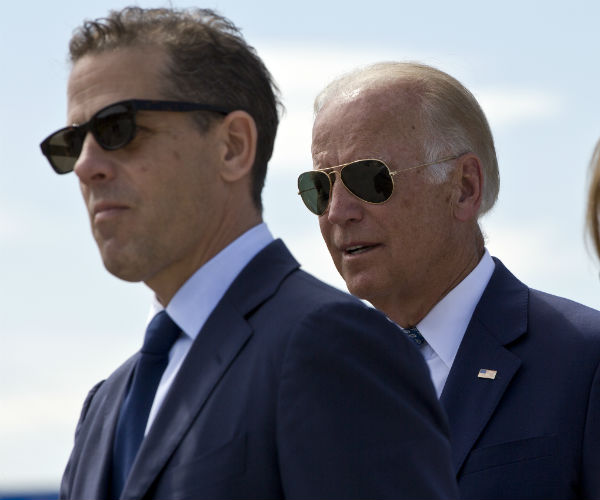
left=148, top=222, right=274, bottom=339
left=417, top=249, right=495, bottom=369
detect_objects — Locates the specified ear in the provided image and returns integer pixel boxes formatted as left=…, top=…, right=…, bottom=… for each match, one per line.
left=451, top=153, right=483, bottom=221
left=217, top=110, right=258, bottom=183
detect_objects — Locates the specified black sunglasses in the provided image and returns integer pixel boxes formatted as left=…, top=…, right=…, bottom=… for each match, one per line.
left=40, top=99, right=232, bottom=174
left=297, top=155, right=461, bottom=216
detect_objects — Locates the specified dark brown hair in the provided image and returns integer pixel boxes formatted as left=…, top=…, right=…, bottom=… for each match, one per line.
left=69, top=7, right=282, bottom=211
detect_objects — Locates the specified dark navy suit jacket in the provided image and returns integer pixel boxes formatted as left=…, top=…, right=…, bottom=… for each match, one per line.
left=60, top=240, right=458, bottom=500
left=442, top=258, right=600, bottom=499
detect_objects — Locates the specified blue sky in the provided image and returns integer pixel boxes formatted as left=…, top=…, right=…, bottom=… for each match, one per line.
left=2, top=0, right=600, bottom=491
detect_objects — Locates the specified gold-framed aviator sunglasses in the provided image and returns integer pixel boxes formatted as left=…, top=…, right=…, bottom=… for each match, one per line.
left=297, top=155, right=462, bottom=216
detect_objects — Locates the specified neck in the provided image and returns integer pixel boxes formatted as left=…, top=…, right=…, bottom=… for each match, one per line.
left=377, top=229, right=484, bottom=327
left=149, top=197, right=262, bottom=306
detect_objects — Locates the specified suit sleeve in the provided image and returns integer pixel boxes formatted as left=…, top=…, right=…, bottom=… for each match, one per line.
left=276, top=301, right=458, bottom=499
left=582, top=358, right=600, bottom=498
left=74, top=380, right=105, bottom=438
left=59, top=380, right=105, bottom=499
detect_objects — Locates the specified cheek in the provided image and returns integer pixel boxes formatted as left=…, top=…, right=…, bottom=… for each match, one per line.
left=170, top=148, right=183, bottom=163
left=318, top=218, right=332, bottom=244
left=79, top=183, right=92, bottom=212
left=79, top=179, right=88, bottom=196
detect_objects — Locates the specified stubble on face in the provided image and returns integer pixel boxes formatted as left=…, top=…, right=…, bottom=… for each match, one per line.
left=68, top=47, right=228, bottom=302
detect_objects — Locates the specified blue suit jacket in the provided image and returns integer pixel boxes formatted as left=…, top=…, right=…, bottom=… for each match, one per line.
left=442, top=258, right=600, bottom=499
left=60, top=240, right=458, bottom=499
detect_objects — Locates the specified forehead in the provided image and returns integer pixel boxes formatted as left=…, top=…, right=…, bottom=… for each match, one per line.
left=312, top=84, right=425, bottom=166
left=67, top=46, right=168, bottom=123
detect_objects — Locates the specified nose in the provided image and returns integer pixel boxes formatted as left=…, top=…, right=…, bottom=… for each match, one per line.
left=324, top=173, right=364, bottom=225
left=73, top=134, right=117, bottom=185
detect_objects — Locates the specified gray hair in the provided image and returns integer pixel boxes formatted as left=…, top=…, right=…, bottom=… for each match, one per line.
left=314, top=61, right=499, bottom=215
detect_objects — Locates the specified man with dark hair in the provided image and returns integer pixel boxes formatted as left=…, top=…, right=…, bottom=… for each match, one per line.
left=41, top=8, right=458, bottom=500
left=302, top=61, right=600, bottom=499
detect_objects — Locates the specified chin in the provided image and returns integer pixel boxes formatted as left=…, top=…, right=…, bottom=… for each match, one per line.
left=96, top=236, right=149, bottom=281
left=103, top=262, right=144, bottom=283
left=345, top=271, right=394, bottom=309
left=100, top=251, right=147, bottom=283
left=344, top=275, right=375, bottom=301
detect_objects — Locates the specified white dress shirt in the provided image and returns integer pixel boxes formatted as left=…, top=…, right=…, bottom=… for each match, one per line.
left=415, top=249, right=495, bottom=398
left=143, top=222, right=274, bottom=434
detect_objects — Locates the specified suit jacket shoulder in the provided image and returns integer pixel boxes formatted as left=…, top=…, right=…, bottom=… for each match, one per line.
left=443, top=257, right=600, bottom=500
left=61, top=239, right=458, bottom=500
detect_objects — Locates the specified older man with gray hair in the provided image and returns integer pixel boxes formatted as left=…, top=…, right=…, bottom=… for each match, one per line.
left=299, top=61, right=600, bottom=499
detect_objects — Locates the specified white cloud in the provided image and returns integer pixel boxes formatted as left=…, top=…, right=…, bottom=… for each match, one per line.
left=476, top=88, right=563, bottom=127
left=254, top=42, right=564, bottom=171
left=258, top=42, right=438, bottom=94
left=482, top=216, right=599, bottom=309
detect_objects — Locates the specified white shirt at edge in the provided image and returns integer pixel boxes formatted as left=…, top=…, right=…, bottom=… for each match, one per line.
left=415, top=249, right=495, bottom=398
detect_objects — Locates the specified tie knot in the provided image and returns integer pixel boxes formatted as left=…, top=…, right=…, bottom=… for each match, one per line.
left=142, top=311, right=181, bottom=355
left=399, top=326, right=426, bottom=346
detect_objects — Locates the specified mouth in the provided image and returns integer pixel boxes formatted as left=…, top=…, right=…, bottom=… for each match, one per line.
left=344, top=243, right=380, bottom=255
left=92, top=202, right=130, bottom=221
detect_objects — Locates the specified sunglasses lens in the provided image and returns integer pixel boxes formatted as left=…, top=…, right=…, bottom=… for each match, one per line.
left=298, top=171, right=331, bottom=215
left=94, top=105, right=135, bottom=149
left=40, top=104, right=136, bottom=174
left=41, top=128, right=84, bottom=174
left=341, top=159, right=393, bottom=203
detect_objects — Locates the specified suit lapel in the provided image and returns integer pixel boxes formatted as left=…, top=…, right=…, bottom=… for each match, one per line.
left=440, top=317, right=521, bottom=474
left=440, top=258, right=528, bottom=475
left=121, top=239, right=299, bottom=499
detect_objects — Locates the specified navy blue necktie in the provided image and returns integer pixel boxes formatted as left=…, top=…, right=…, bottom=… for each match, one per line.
left=111, top=311, right=181, bottom=498
left=399, top=326, right=426, bottom=346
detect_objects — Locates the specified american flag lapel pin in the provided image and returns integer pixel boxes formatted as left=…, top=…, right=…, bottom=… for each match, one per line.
left=478, top=368, right=497, bottom=380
